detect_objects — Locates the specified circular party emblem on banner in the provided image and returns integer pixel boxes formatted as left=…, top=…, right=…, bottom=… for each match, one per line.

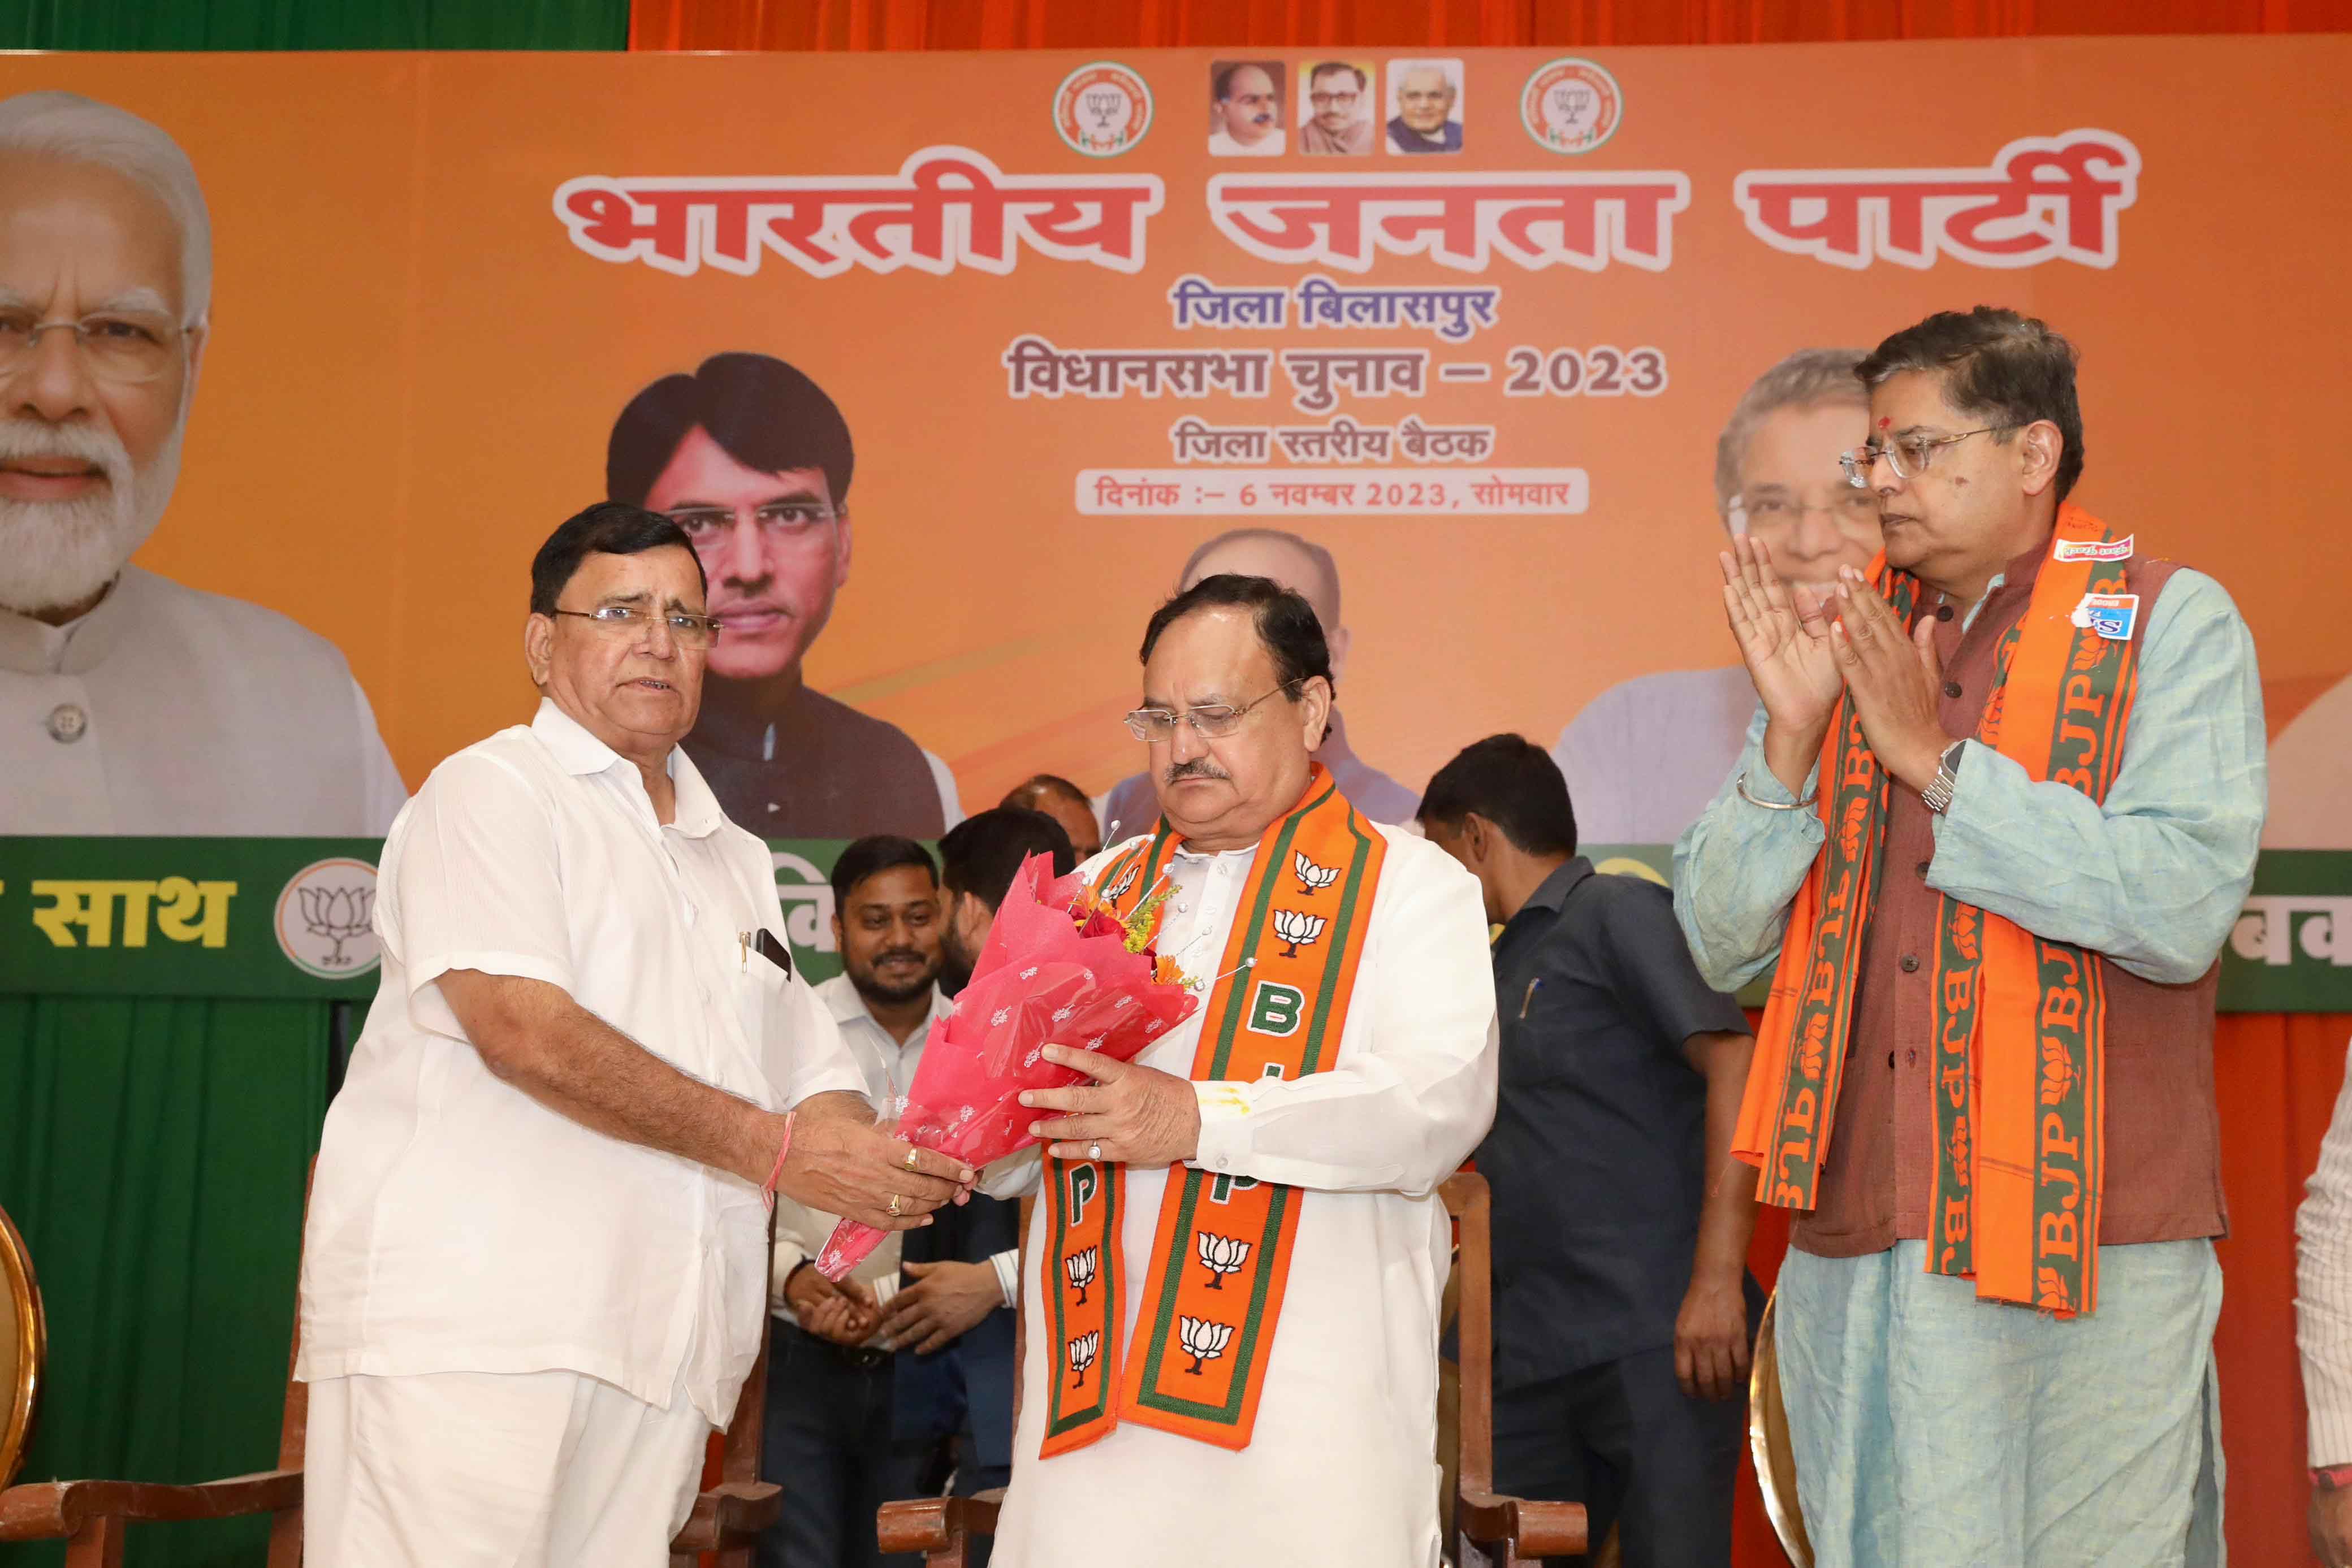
left=1520, top=58, right=1624, bottom=154
left=275, top=856, right=382, bottom=981
left=1054, top=62, right=1154, bottom=157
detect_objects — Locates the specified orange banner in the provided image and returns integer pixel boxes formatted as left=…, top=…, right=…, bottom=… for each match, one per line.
left=1, top=40, right=2343, bottom=851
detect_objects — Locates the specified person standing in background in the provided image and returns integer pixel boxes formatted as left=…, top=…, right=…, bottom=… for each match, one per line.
left=1420, top=734, right=1760, bottom=1567
left=2297, top=1038, right=2352, bottom=1568
left=1000, top=773, right=1102, bottom=859
left=1553, top=348, right=1878, bottom=847
left=885, top=807, right=1080, bottom=1565
left=767, top=834, right=961, bottom=1568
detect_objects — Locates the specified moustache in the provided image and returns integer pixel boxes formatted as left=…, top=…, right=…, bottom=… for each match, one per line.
left=872, top=948, right=926, bottom=967
left=0, top=419, right=133, bottom=488
left=1164, top=760, right=1230, bottom=785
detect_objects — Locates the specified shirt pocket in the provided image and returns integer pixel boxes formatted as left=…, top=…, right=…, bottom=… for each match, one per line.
left=719, top=923, right=794, bottom=1103
left=1498, top=980, right=1580, bottom=1088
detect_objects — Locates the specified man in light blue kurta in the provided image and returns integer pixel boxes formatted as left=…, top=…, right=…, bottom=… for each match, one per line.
left=1675, top=309, right=2263, bottom=1567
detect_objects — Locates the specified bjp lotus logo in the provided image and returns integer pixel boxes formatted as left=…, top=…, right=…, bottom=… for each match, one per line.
left=1951, top=908, right=1980, bottom=963
left=2035, top=1267, right=2073, bottom=1313
left=1064, top=1246, right=1100, bottom=1306
left=1838, top=795, right=1870, bottom=859
left=274, top=857, right=382, bottom=981
left=1947, top=1117, right=1970, bottom=1173
left=1798, top=1013, right=1828, bottom=1080
left=1292, top=852, right=1339, bottom=895
left=1270, top=909, right=1326, bottom=958
left=2040, top=1038, right=2077, bottom=1106
left=1177, top=1315, right=1235, bottom=1375
left=1195, top=1231, right=1252, bottom=1289
left=1066, top=1330, right=1101, bottom=1388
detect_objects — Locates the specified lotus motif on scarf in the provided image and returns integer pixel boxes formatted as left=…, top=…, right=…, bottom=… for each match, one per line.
left=1177, top=1315, right=1235, bottom=1374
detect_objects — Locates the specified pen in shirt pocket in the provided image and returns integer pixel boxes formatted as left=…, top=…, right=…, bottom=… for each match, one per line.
left=1520, top=977, right=1542, bottom=1019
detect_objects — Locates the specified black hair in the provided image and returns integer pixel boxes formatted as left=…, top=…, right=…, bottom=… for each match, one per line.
left=1001, top=774, right=1092, bottom=813
left=1856, top=307, right=2086, bottom=503
left=528, top=501, right=704, bottom=616
left=829, top=835, right=938, bottom=908
left=1138, top=573, right=1333, bottom=696
left=1417, top=734, right=1579, bottom=858
left=607, top=352, right=854, bottom=512
left=1307, top=62, right=1367, bottom=92
left=938, top=807, right=1076, bottom=913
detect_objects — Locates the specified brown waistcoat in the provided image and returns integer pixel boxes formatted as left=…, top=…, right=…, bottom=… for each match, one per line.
left=1789, top=543, right=2230, bottom=1259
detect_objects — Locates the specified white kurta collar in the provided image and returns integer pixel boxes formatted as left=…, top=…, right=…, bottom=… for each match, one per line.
left=0, top=565, right=146, bottom=676
left=529, top=696, right=724, bottom=839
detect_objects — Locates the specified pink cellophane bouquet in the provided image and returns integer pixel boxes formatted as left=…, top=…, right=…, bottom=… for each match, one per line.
left=815, top=850, right=1198, bottom=1279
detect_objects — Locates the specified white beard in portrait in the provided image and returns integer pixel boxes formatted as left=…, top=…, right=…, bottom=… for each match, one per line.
left=0, top=407, right=184, bottom=618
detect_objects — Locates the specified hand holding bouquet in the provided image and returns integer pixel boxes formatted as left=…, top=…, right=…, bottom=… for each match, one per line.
left=815, top=850, right=1197, bottom=1279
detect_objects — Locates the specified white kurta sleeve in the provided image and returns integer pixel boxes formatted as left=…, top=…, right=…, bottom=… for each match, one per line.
left=389, top=752, right=577, bottom=1041
left=771, top=976, right=867, bottom=1108
left=1187, top=838, right=1499, bottom=1199
left=2298, top=1037, right=2352, bottom=1466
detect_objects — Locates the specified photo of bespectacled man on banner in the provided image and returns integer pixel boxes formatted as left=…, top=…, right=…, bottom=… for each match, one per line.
left=606, top=352, right=962, bottom=839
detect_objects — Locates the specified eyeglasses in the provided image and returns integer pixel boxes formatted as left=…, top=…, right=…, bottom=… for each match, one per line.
left=1309, top=91, right=1360, bottom=107
left=0, top=309, right=190, bottom=385
left=1125, top=679, right=1301, bottom=742
left=550, top=604, right=723, bottom=648
left=665, top=501, right=841, bottom=544
left=1839, top=426, right=2020, bottom=487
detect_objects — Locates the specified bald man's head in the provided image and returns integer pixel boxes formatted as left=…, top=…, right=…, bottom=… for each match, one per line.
left=1175, top=528, right=1348, bottom=682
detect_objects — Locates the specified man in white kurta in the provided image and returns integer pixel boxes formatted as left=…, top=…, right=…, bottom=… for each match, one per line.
left=992, top=573, right=1498, bottom=1567
left=0, top=91, right=406, bottom=834
left=296, top=504, right=973, bottom=1566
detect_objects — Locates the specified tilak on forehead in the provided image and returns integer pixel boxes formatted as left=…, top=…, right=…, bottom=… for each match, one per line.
left=1878, top=415, right=1892, bottom=429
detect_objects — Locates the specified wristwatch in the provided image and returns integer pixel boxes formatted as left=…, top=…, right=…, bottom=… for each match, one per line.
left=1919, top=739, right=1968, bottom=815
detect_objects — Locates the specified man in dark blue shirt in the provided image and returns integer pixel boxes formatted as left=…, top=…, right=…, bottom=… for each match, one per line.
left=1421, top=735, right=1761, bottom=1567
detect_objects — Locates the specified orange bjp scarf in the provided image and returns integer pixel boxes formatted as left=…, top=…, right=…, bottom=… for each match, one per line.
left=1037, top=766, right=1385, bottom=1455
left=1731, top=504, right=2143, bottom=1316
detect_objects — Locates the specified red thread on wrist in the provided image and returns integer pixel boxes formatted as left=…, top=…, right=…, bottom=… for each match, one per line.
left=762, top=1112, right=796, bottom=1208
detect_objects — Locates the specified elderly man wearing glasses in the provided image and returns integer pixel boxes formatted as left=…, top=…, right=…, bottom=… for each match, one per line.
left=965, top=572, right=1497, bottom=1566
left=1676, top=307, right=2263, bottom=1565
left=299, top=501, right=978, bottom=1566
left=0, top=90, right=405, bottom=834
left=606, top=351, right=962, bottom=838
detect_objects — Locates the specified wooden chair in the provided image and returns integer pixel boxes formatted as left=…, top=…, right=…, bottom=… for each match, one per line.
left=876, top=1171, right=1586, bottom=1565
left=1748, top=1290, right=1813, bottom=1568
left=0, top=1194, right=782, bottom=1566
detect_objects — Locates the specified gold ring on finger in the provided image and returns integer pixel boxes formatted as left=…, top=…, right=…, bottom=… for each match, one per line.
left=903, top=1147, right=921, bottom=1172
left=887, top=1193, right=903, bottom=1218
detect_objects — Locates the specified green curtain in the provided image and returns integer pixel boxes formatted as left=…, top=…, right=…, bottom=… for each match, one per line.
left=0, top=0, right=625, bottom=49
left=1, top=998, right=330, bottom=1568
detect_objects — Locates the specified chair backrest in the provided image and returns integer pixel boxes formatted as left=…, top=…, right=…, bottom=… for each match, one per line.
left=0, top=1202, right=46, bottom=1491
left=1749, top=1290, right=1813, bottom=1568
left=1439, top=1173, right=1497, bottom=1499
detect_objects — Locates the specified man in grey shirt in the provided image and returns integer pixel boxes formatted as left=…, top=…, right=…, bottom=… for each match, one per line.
left=1553, top=349, right=1881, bottom=845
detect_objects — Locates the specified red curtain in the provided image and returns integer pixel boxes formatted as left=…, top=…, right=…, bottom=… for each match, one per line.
left=632, top=0, right=2351, bottom=51
left=633, top=1, right=2352, bottom=1561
